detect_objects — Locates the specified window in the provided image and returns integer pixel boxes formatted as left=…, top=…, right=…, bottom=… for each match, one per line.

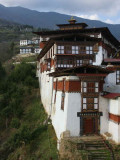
left=83, top=97, right=98, bottom=110
left=95, top=82, right=99, bottom=92
left=57, top=59, right=73, bottom=68
left=83, top=82, right=87, bottom=92
left=53, top=46, right=54, bottom=56
left=54, top=79, right=57, bottom=103
left=61, top=79, right=66, bottom=110
left=72, top=46, right=79, bottom=54
left=82, top=82, right=99, bottom=93
left=80, top=46, right=86, bottom=54
left=57, top=46, right=64, bottom=54
left=116, top=70, right=120, bottom=84
left=61, top=92, right=65, bottom=110
left=47, top=61, right=51, bottom=70
left=76, top=59, right=83, bottom=66
left=65, top=45, right=72, bottom=54
left=89, top=60, right=93, bottom=64
left=86, top=46, right=93, bottom=54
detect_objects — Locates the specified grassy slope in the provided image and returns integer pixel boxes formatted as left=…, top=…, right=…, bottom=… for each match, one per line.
left=7, top=90, right=58, bottom=160
left=0, top=63, right=58, bottom=160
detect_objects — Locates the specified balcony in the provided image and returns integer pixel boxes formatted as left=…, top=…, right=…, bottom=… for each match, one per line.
left=55, top=54, right=94, bottom=69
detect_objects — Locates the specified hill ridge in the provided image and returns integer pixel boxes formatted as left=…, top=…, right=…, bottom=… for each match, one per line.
left=0, top=4, right=120, bottom=40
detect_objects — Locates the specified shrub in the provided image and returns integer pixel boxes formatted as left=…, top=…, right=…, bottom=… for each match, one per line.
left=10, top=118, right=20, bottom=129
left=9, top=125, right=32, bottom=148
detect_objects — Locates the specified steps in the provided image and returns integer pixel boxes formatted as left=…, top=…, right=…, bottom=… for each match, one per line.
left=77, top=137, right=114, bottom=160
left=59, top=136, right=115, bottom=160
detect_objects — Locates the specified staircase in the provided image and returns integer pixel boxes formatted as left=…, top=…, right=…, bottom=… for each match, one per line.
left=59, top=136, right=115, bottom=160
left=77, top=136, right=114, bottom=160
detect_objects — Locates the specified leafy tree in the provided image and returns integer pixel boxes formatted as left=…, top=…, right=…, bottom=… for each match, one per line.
left=0, top=61, right=6, bottom=80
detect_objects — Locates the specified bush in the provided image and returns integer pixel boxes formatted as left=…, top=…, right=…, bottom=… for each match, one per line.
left=9, top=125, right=32, bottom=148
left=10, top=118, right=20, bottom=129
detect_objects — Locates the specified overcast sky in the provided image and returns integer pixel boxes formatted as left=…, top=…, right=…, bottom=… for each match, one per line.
left=0, top=0, right=120, bottom=24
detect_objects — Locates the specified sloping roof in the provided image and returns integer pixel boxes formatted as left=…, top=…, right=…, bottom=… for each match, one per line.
left=49, top=64, right=112, bottom=77
left=103, top=93, right=120, bottom=99
left=33, top=27, right=120, bottom=48
left=104, top=59, right=120, bottom=62
left=56, top=23, right=88, bottom=28
left=102, top=59, right=120, bottom=65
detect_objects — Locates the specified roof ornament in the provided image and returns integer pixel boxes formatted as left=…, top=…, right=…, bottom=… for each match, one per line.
left=68, top=16, right=77, bottom=24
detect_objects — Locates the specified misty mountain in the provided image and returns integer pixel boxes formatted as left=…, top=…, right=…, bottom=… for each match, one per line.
left=0, top=4, right=120, bottom=40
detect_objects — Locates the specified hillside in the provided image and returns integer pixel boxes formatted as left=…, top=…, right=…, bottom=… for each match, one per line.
left=0, top=4, right=120, bottom=40
left=0, top=21, right=35, bottom=62
left=0, top=62, right=58, bottom=160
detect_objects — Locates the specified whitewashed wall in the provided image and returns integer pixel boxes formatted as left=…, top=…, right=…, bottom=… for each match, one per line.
left=66, top=93, right=81, bottom=136
left=108, top=121, right=120, bottom=144
left=93, top=46, right=103, bottom=65
left=52, top=91, right=68, bottom=139
left=40, top=71, right=53, bottom=115
left=104, top=72, right=120, bottom=93
left=99, top=96, right=109, bottom=134
left=51, top=76, right=81, bottom=139
left=109, top=99, right=119, bottom=115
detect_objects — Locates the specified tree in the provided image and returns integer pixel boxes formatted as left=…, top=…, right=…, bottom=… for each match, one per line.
left=0, top=61, right=6, bottom=81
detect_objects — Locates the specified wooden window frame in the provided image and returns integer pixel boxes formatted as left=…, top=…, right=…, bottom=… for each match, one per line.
left=82, top=82, right=99, bottom=93
left=57, top=59, right=74, bottom=68
left=64, top=45, right=72, bottom=54
left=47, top=61, right=51, bottom=71
left=53, top=46, right=54, bottom=56
left=61, top=79, right=66, bottom=110
left=86, top=46, right=93, bottom=55
left=57, top=45, right=64, bottom=54
left=79, top=46, right=86, bottom=54
left=76, top=59, right=83, bottom=66
left=82, top=97, right=99, bottom=111
left=54, top=79, right=58, bottom=103
left=116, top=70, right=120, bottom=85
left=72, top=46, right=79, bottom=54
left=61, top=92, right=65, bottom=110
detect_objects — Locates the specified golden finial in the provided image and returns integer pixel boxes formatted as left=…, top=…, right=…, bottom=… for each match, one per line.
left=68, top=16, right=77, bottom=24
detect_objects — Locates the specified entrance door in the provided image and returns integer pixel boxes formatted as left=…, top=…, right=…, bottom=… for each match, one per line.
left=83, top=118, right=94, bottom=134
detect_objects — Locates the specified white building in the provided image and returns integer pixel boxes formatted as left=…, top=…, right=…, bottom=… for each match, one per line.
left=20, top=46, right=34, bottom=54
left=35, top=18, right=120, bottom=145
left=20, top=40, right=32, bottom=46
left=34, top=46, right=41, bottom=54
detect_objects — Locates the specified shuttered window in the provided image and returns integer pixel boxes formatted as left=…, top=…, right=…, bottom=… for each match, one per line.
left=116, top=70, right=120, bottom=84
left=83, top=97, right=98, bottom=110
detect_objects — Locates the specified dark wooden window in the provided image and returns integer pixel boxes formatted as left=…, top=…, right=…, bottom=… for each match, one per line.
left=61, top=92, right=65, bottom=110
left=80, top=46, right=86, bottom=54
left=53, top=46, right=54, bottom=56
left=116, top=70, right=120, bottom=84
left=54, top=79, right=58, bottom=103
left=57, top=59, right=74, bottom=68
left=83, top=97, right=98, bottom=110
left=72, top=46, right=79, bottom=54
left=51, top=48, right=52, bottom=57
left=76, top=59, right=83, bottom=66
left=47, top=61, right=51, bottom=70
left=57, top=45, right=64, bottom=54
left=86, top=46, right=93, bottom=54
left=61, top=79, right=65, bottom=110
left=65, top=45, right=72, bottom=54
left=82, top=82, right=99, bottom=93
left=89, top=59, right=93, bottom=64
